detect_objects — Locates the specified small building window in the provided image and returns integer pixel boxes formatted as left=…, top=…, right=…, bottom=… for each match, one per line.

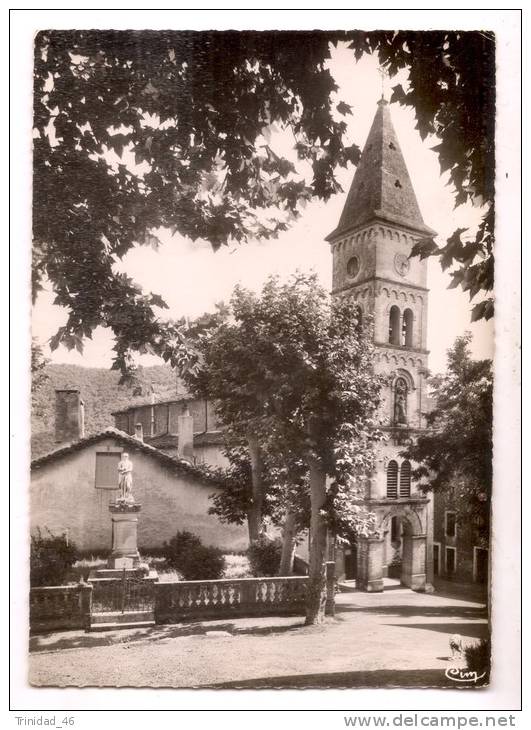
left=389, top=305, right=400, bottom=345
left=95, top=452, right=121, bottom=489
left=445, top=511, right=457, bottom=538
left=394, top=179, right=402, bottom=188
left=402, top=308, right=414, bottom=347
left=386, top=460, right=398, bottom=498
left=445, top=546, right=456, bottom=575
left=399, top=460, right=411, bottom=497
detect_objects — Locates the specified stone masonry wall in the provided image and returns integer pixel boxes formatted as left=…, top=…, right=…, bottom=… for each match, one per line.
left=31, top=438, right=248, bottom=552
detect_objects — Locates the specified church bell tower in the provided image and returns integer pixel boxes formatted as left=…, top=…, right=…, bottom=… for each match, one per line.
left=327, top=98, right=436, bottom=592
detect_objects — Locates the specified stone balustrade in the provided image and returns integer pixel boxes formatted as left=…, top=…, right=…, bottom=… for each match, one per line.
left=30, top=576, right=310, bottom=632
left=30, top=584, right=92, bottom=633
left=155, top=576, right=308, bottom=623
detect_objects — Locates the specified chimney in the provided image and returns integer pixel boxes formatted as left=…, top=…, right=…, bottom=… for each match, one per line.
left=55, top=389, right=85, bottom=443
left=177, top=406, right=194, bottom=462
left=134, top=423, right=144, bottom=442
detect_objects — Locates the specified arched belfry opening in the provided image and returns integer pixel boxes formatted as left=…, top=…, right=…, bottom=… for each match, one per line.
left=389, top=306, right=400, bottom=345
left=402, top=308, right=414, bottom=347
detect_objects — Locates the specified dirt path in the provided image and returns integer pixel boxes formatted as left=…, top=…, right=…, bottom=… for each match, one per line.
left=29, top=586, right=488, bottom=689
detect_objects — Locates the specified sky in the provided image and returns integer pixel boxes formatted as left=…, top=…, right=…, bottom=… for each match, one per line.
left=32, top=44, right=494, bottom=377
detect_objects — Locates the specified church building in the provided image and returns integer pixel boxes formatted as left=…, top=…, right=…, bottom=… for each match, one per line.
left=327, top=98, right=436, bottom=592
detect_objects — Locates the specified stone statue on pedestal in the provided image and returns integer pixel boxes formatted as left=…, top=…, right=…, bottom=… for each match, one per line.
left=117, top=452, right=134, bottom=503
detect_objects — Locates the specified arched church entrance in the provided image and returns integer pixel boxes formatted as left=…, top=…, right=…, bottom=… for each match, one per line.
left=354, top=508, right=427, bottom=592
left=380, top=508, right=427, bottom=591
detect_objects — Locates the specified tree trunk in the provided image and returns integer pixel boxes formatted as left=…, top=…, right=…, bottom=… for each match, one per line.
left=247, top=434, right=264, bottom=543
left=278, top=508, right=298, bottom=576
left=246, top=510, right=260, bottom=544
left=305, top=458, right=328, bottom=625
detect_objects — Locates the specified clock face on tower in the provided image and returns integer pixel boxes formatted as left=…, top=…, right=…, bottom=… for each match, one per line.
left=394, top=253, right=410, bottom=277
left=346, top=255, right=360, bottom=278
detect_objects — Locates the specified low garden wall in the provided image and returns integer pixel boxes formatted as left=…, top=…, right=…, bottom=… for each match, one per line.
left=30, top=576, right=309, bottom=632
left=155, top=576, right=309, bottom=623
left=30, top=584, right=93, bottom=633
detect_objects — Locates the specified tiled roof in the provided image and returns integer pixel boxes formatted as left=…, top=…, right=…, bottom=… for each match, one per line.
left=326, top=99, right=436, bottom=241
left=144, top=433, right=179, bottom=450
left=111, top=393, right=192, bottom=416
left=193, top=430, right=225, bottom=447
left=30, top=428, right=224, bottom=487
left=144, top=430, right=225, bottom=450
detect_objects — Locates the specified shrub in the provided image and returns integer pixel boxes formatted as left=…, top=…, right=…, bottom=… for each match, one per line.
left=30, top=528, right=79, bottom=587
left=162, top=530, right=226, bottom=581
left=223, top=553, right=251, bottom=579
left=247, top=537, right=282, bottom=577
left=464, top=637, right=491, bottom=683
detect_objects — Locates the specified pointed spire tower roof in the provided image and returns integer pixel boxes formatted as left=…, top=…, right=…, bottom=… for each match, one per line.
left=326, top=99, right=436, bottom=241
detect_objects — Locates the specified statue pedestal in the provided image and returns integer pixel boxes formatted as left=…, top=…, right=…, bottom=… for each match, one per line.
left=87, top=488, right=159, bottom=631
left=108, top=501, right=142, bottom=569
left=89, top=500, right=156, bottom=581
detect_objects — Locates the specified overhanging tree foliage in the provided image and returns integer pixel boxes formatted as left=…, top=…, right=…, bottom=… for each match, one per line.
left=31, top=339, right=49, bottom=392
left=402, top=333, right=493, bottom=538
left=33, top=30, right=495, bottom=377
left=186, top=274, right=383, bottom=623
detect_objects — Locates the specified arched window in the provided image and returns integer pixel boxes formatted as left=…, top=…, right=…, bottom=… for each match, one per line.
left=389, top=306, right=400, bottom=345
left=386, top=460, right=398, bottom=498
left=402, top=308, right=414, bottom=347
left=399, top=461, right=411, bottom=497
left=394, top=378, right=408, bottom=426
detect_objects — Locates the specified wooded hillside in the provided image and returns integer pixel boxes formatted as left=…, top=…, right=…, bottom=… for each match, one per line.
left=32, top=363, right=179, bottom=457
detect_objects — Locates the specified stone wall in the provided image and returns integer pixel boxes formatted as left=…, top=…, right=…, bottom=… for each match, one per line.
left=115, top=398, right=220, bottom=439
left=31, top=437, right=248, bottom=552
left=30, top=584, right=92, bottom=633
left=331, top=225, right=428, bottom=296
left=433, top=490, right=487, bottom=583
left=193, top=443, right=230, bottom=469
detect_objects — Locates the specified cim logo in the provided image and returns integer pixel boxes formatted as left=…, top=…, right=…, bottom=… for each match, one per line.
left=445, top=667, right=487, bottom=683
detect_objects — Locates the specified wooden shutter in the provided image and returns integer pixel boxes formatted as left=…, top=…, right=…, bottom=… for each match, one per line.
left=386, top=460, right=398, bottom=498
left=399, top=461, right=411, bottom=497
left=95, top=452, right=121, bottom=489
